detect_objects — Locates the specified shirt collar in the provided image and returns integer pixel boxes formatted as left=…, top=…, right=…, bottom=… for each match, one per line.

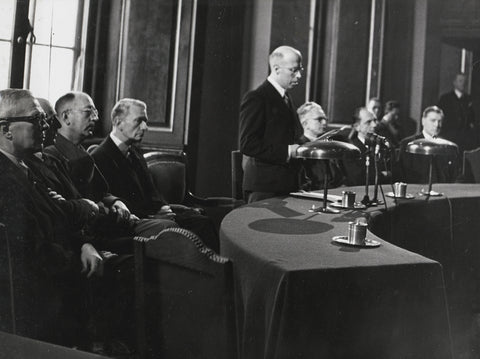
left=110, top=132, right=129, bottom=155
left=454, top=89, right=463, bottom=99
left=267, top=75, right=286, bottom=98
left=304, top=133, right=318, bottom=142
left=422, top=130, right=437, bottom=140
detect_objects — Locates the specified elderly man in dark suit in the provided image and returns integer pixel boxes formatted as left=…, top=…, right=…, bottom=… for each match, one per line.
left=239, top=45, right=304, bottom=203
left=297, top=102, right=344, bottom=189
left=0, top=88, right=104, bottom=346
left=91, top=98, right=219, bottom=252
left=438, top=73, right=477, bottom=153
left=43, top=92, right=176, bottom=253
left=343, top=107, right=387, bottom=186
left=397, top=106, right=458, bottom=184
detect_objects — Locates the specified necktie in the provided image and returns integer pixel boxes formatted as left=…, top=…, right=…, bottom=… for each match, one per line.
left=283, top=93, right=290, bottom=107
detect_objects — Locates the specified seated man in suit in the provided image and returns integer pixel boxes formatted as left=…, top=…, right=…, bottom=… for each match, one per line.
left=42, top=93, right=176, bottom=253
left=297, top=102, right=344, bottom=189
left=91, top=98, right=219, bottom=252
left=0, top=88, right=105, bottom=346
left=397, top=105, right=459, bottom=183
left=343, top=107, right=390, bottom=186
left=376, top=100, right=402, bottom=149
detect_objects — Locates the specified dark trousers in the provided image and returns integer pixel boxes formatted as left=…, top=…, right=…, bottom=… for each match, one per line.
left=174, top=209, right=220, bottom=252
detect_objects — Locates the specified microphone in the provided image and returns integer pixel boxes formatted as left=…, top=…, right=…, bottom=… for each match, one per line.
left=365, top=133, right=390, bottom=148
left=316, top=125, right=349, bottom=141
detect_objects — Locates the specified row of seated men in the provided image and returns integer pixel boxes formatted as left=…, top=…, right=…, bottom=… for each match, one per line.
left=302, top=103, right=457, bottom=191
left=0, top=88, right=219, bottom=356
left=239, top=46, right=461, bottom=203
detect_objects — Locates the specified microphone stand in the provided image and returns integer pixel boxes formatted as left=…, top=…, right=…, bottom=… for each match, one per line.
left=371, top=144, right=380, bottom=205
left=361, top=146, right=371, bottom=206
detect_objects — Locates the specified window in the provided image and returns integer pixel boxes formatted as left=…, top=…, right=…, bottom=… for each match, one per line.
left=0, top=0, right=89, bottom=104
left=0, top=0, right=16, bottom=88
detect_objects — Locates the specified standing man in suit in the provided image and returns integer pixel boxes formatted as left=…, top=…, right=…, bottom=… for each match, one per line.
left=367, top=97, right=382, bottom=120
left=397, top=106, right=458, bottom=183
left=91, top=98, right=219, bottom=252
left=239, top=45, right=304, bottom=203
left=438, top=73, right=477, bottom=152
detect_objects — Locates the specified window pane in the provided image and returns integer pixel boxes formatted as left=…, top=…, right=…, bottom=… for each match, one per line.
left=0, top=0, right=15, bottom=40
left=29, top=45, right=74, bottom=103
left=33, top=0, right=79, bottom=47
left=0, top=41, right=11, bottom=88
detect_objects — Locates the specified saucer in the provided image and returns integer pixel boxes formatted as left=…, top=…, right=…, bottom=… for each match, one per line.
left=331, top=235, right=381, bottom=248
left=385, top=192, right=415, bottom=199
left=330, top=202, right=367, bottom=210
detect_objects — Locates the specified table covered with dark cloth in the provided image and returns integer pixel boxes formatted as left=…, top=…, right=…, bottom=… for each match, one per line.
left=220, top=191, right=453, bottom=359
left=367, top=183, right=480, bottom=356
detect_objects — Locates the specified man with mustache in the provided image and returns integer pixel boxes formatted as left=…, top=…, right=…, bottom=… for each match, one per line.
left=91, top=98, right=219, bottom=252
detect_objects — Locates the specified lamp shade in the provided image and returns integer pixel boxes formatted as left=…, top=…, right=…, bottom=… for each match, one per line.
left=405, top=138, right=458, bottom=156
left=295, top=140, right=361, bottom=160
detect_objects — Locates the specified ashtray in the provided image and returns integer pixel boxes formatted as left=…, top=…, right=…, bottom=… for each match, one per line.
left=330, top=202, right=367, bottom=210
left=385, top=192, right=415, bottom=199
left=331, top=235, right=381, bottom=248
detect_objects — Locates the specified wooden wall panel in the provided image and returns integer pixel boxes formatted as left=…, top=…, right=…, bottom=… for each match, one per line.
left=381, top=0, right=416, bottom=136
left=330, top=0, right=371, bottom=124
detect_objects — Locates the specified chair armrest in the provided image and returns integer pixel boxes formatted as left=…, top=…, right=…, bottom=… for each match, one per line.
left=185, top=192, right=244, bottom=208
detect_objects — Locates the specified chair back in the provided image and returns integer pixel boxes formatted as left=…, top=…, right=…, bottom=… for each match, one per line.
left=463, top=147, right=480, bottom=183
left=0, top=223, right=15, bottom=334
left=231, top=150, right=243, bottom=200
left=144, top=150, right=187, bottom=204
left=134, top=228, right=236, bottom=359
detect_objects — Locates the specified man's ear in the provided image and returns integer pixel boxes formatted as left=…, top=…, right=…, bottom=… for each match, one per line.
left=62, top=111, right=71, bottom=126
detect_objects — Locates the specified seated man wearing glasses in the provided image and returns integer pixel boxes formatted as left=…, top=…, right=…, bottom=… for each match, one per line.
left=43, top=92, right=176, bottom=253
left=0, top=88, right=106, bottom=346
left=239, top=45, right=304, bottom=203
left=297, top=102, right=344, bottom=190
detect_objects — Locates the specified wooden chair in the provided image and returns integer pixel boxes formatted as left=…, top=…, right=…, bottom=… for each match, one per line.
left=463, top=147, right=480, bottom=183
left=134, top=228, right=237, bottom=359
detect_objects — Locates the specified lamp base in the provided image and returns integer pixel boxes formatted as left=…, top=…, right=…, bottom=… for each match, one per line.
left=419, top=189, right=443, bottom=197
left=309, top=205, right=341, bottom=214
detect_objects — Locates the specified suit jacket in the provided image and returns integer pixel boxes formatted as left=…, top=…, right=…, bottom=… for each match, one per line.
left=397, top=133, right=459, bottom=183
left=239, top=80, right=303, bottom=193
left=438, top=91, right=477, bottom=151
left=91, top=136, right=166, bottom=218
left=341, top=137, right=373, bottom=186
left=0, top=152, right=89, bottom=341
left=44, top=134, right=119, bottom=206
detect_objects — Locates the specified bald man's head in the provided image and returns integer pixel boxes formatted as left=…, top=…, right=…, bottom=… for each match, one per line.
left=268, top=46, right=303, bottom=90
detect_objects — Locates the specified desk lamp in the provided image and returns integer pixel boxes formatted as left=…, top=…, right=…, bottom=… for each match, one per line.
left=405, top=138, right=458, bottom=196
left=296, top=140, right=360, bottom=213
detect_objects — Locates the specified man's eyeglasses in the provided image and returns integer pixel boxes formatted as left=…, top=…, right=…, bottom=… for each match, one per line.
left=279, top=66, right=304, bottom=75
left=65, top=107, right=99, bottom=118
left=0, top=112, right=49, bottom=129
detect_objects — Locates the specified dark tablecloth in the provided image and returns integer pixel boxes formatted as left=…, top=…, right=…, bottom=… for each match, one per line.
left=220, top=190, right=453, bottom=359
